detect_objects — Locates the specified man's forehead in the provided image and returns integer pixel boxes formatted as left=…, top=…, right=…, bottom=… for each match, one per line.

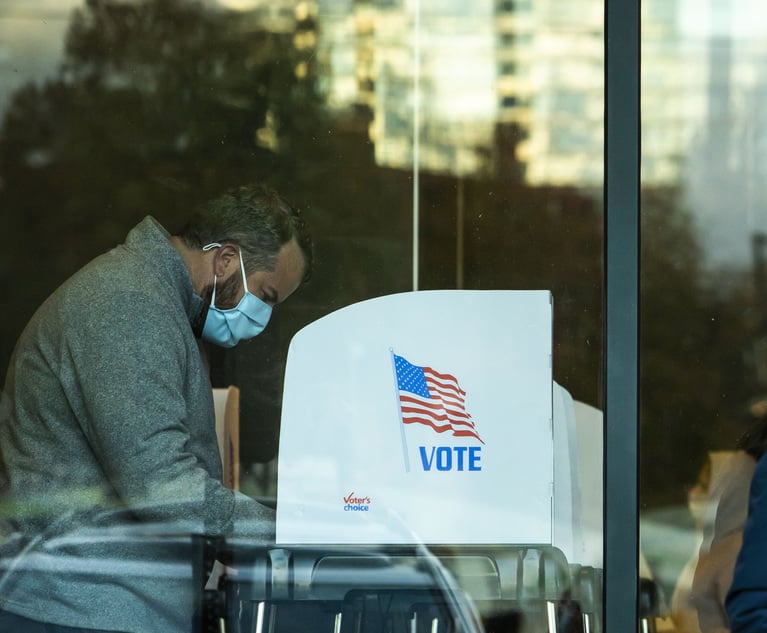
left=249, top=241, right=305, bottom=303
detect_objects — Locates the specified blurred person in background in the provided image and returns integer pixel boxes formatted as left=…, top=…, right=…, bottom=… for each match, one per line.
left=671, top=451, right=738, bottom=633
left=689, top=449, right=754, bottom=633
left=673, top=402, right=767, bottom=633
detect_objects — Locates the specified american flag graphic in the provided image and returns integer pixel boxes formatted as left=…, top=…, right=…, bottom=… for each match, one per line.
left=393, top=353, right=484, bottom=444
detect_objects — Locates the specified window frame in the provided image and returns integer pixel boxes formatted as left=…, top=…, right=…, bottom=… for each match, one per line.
left=603, top=0, right=641, bottom=630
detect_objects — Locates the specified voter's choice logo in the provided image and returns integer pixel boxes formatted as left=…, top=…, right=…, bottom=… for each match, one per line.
left=342, top=492, right=372, bottom=512
left=392, top=351, right=484, bottom=473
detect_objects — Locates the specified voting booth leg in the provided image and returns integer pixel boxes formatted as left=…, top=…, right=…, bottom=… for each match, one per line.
left=211, top=544, right=611, bottom=633
left=569, top=565, right=602, bottom=633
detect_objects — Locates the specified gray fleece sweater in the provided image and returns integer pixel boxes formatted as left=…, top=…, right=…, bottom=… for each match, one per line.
left=0, top=217, right=274, bottom=632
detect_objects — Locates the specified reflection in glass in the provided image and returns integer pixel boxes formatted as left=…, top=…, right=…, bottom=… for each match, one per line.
left=641, top=1, right=767, bottom=631
left=0, top=1, right=605, bottom=631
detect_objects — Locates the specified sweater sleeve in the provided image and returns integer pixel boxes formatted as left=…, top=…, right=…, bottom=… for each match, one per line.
left=63, top=290, right=274, bottom=539
left=726, top=454, right=767, bottom=632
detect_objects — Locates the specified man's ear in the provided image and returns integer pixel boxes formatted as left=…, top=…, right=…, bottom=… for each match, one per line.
left=214, top=244, right=240, bottom=279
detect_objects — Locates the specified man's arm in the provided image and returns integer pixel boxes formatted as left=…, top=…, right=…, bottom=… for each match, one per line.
left=66, top=290, right=273, bottom=538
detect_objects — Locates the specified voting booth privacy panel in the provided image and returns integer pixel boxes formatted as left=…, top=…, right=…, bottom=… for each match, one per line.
left=277, top=290, right=564, bottom=548
left=205, top=291, right=605, bottom=633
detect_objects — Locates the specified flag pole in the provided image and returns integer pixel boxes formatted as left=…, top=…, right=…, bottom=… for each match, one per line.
left=390, top=349, right=411, bottom=472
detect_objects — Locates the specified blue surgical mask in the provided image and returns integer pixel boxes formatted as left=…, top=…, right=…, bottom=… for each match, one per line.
left=201, top=245, right=272, bottom=348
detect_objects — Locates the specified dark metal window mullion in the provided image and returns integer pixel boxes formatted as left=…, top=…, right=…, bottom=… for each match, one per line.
left=604, top=0, right=641, bottom=630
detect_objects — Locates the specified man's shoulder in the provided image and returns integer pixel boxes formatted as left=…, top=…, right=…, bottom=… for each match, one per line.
left=65, top=217, right=179, bottom=304
left=27, top=242, right=176, bottom=341
left=50, top=245, right=157, bottom=311
left=19, top=217, right=192, bottom=345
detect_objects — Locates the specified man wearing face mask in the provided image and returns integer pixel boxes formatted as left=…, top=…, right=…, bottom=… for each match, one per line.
left=0, top=184, right=312, bottom=633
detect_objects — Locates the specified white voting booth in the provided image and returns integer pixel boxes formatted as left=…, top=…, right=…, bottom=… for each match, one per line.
left=276, top=290, right=602, bottom=568
left=211, top=291, right=604, bottom=633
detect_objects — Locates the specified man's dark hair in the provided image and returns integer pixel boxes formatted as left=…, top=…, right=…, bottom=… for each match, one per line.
left=180, top=184, right=312, bottom=282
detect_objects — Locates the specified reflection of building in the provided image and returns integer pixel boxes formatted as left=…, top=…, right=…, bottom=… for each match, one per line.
left=315, top=0, right=767, bottom=207
left=509, top=0, right=603, bottom=186
left=642, top=0, right=721, bottom=187
left=374, top=2, right=498, bottom=177
left=5, top=0, right=767, bottom=200
left=644, top=0, right=767, bottom=263
left=319, top=0, right=498, bottom=177
left=317, top=0, right=603, bottom=184
left=316, top=0, right=376, bottom=111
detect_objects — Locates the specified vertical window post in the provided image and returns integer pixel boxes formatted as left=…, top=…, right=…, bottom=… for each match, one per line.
left=604, top=0, right=640, bottom=630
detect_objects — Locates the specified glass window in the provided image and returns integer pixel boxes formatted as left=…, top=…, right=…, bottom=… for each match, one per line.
left=640, top=1, right=767, bottom=631
left=0, top=1, right=605, bottom=631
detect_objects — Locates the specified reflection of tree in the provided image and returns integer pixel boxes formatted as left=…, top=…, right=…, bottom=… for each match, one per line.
left=641, top=187, right=758, bottom=505
left=0, top=0, right=324, bottom=293
left=0, top=0, right=411, bottom=464
left=417, top=175, right=603, bottom=407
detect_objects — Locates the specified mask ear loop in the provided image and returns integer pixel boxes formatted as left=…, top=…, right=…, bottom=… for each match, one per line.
left=202, top=243, right=222, bottom=307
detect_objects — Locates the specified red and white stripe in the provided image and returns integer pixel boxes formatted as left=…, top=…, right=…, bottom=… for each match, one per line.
left=399, top=366, right=484, bottom=443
